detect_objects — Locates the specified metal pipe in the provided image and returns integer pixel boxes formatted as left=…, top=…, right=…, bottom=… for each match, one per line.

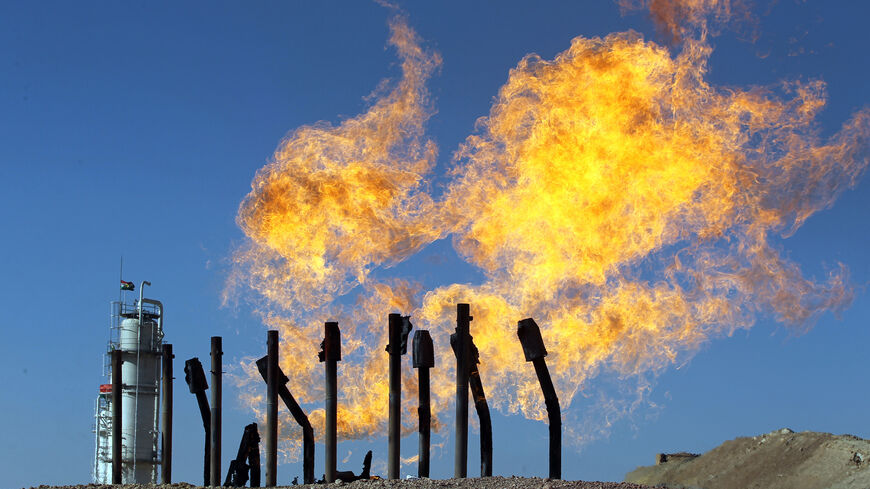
left=387, top=313, right=403, bottom=479
left=137, top=281, right=151, bottom=325
left=112, top=349, right=122, bottom=484
left=249, top=429, right=261, bottom=488
left=255, top=356, right=315, bottom=484
left=210, top=337, right=222, bottom=486
left=197, top=393, right=212, bottom=486
left=468, top=360, right=492, bottom=477
left=452, top=304, right=472, bottom=478
left=265, top=331, right=278, bottom=487
left=517, top=318, right=561, bottom=479
left=412, top=330, right=434, bottom=478
left=184, top=357, right=211, bottom=486
left=452, top=328, right=492, bottom=477
left=140, top=298, right=163, bottom=337
left=161, top=343, right=173, bottom=484
left=319, top=322, right=341, bottom=482
left=132, top=280, right=150, bottom=479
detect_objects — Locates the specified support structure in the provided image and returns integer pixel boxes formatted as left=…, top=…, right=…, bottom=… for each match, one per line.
left=412, top=330, right=434, bottom=478
left=319, top=322, right=341, bottom=483
left=265, top=331, right=278, bottom=487
left=184, top=357, right=211, bottom=486
left=210, top=337, right=222, bottom=486
left=256, top=354, right=315, bottom=484
left=517, top=318, right=561, bottom=479
left=161, top=343, right=174, bottom=484
left=451, top=304, right=472, bottom=478
left=111, top=349, right=122, bottom=485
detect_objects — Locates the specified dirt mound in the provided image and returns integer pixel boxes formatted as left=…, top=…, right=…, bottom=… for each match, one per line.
left=625, top=428, right=870, bottom=489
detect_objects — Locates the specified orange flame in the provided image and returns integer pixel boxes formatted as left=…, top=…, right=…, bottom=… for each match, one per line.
left=229, top=8, right=869, bottom=456
left=618, top=0, right=757, bottom=42
left=227, top=15, right=441, bottom=312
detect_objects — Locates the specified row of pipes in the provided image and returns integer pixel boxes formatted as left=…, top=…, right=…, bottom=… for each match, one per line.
left=109, top=303, right=560, bottom=486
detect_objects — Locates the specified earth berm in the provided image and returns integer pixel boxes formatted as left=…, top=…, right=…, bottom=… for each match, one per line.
left=625, top=428, right=870, bottom=489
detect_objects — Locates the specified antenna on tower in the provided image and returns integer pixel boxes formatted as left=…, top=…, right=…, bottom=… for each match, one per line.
left=119, top=256, right=123, bottom=304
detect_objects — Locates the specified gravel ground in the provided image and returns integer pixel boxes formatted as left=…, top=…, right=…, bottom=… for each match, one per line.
left=25, top=477, right=655, bottom=489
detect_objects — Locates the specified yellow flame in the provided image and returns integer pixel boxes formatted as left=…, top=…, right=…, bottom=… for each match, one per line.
left=227, top=15, right=441, bottom=312
left=229, top=8, right=869, bottom=455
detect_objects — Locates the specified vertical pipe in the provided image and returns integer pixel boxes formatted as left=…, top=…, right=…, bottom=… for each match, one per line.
left=517, top=318, right=561, bottom=479
left=412, top=330, right=434, bottom=478
left=320, top=322, right=341, bottom=483
left=418, top=367, right=430, bottom=477
left=265, top=330, right=278, bottom=487
left=453, top=304, right=471, bottom=478
left=388, top=313, right=402, bottom=479
left=161, top=344, right=173, bottom=484
left=325, top=357, right=337, bottom=483
left=112, top=349, right=122, bottom=484
left=210, top=337, right=222, bottom=486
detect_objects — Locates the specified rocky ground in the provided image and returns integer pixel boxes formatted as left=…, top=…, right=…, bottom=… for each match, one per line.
left=31, top=429, right=870, bottom=489
left=625, top=428, right=870, bottom=489
left=24, top=478, right=654, bottom=489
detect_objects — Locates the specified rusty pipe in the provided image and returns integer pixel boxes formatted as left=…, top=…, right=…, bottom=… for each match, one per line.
left=517, top=318, right=561, bottom=479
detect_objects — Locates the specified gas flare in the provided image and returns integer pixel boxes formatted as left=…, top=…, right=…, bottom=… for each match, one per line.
left=618, top=0, right=757, bottom=42
left=228, top=16, right=441, bottom=313
left=229, top=6, right=869, bottom=456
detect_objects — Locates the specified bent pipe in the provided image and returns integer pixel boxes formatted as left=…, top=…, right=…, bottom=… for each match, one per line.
left=517, top=318, right=561, bottom=479
left=184, top=357, right=211, bottom=486
left=256, top=355, right=316, bottom=484
left=468, top=346, right=493, bottom=477
left=451, top=326, right=492, bottom=477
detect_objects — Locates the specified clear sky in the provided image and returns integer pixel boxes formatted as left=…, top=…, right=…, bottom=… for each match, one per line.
left=0, top=2, right=868, bottom=488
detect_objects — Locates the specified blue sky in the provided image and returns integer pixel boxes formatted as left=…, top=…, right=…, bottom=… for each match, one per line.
left=0, top=1, right=868, bottom=487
